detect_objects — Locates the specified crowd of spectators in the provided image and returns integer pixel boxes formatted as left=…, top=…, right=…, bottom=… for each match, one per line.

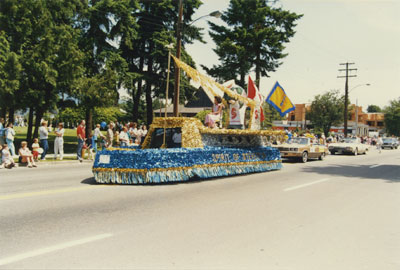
left=0, top=117, right=148, bottom=168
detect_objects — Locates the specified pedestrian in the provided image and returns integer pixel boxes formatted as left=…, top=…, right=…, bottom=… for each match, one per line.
left=5, top=123, right=16, bottom=157
left=31, top=138, right=40, bottom=162
left=77, top=120, right=86, bottom=162
left=54, top=122, right=65, bottom=160
left=377, top=135, right=383, bottom=154
left=129, top=122, right=138, bottom=144
left=18, top=141, right=37, bottom=168
left=39, top=121, right=49, bottom=160
left=106, top=122, right=114, bottom=148
left=2, top=144, right=16, bottom=169
left=0, top=118, right=5, bottom=146
left=119, top=126, right=129, bottom=147
left=93, top=124, right=105, bottom=151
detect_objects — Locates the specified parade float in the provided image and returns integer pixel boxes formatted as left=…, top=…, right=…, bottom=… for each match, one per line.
left=92, top=55, right=285, bottom=184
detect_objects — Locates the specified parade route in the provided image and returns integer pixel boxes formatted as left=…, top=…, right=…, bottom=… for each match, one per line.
left=1, top=148, right=399, bottom=269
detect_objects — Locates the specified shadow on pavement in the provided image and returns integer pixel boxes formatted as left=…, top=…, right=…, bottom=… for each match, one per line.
left=81, top=177, right=98, bottom=185
left=301, top=164, right=400, bottom=183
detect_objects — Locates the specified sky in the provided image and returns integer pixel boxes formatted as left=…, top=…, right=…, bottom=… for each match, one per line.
left=186, top=0, right=400, bottom=111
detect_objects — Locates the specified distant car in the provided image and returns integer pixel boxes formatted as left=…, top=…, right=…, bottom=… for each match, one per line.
left=382, top=138, right=399, bottom=149
left=274, top=137, right=329, bottom=163
left=328, top=137, right=368, bottom=155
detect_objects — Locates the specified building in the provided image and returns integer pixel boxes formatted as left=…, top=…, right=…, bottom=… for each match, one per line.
left=154, top=87, right=212, bottom=117
left=272, top=103, right=385, bottom=135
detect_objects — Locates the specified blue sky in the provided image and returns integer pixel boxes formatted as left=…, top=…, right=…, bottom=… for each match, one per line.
left=186, top=0, right=400, bottom=110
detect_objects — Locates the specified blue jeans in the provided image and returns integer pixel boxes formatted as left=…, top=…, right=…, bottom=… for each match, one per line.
left=40, top=139, right=48, bottom=159
left=6, top=138, right=15, bottom=156
left=77, top=138, right=84, bottom=159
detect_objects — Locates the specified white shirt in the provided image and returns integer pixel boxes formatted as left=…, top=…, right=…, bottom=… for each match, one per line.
left=119, top=131, right=129, bottom=143
left=39, top=126, right=49, bottom=140
left=2, top=148, right=11, bottom=163
left=94, top=127, right=102, bottom=138
left=55, top=128, right=65, bottom=139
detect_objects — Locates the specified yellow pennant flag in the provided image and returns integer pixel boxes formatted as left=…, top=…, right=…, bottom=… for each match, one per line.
left=266, top=82, right=295, bottom=117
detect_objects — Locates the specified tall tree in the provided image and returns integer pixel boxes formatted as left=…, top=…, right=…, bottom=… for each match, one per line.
left=206, top=0, right=302, bottom=88
left=384, top=98, right=400, bottom=136
left=308, top=90, right=345, bottom=137
left=367, top=104, right=382, bottom=113
left=77, top=0, right=139, bottom=135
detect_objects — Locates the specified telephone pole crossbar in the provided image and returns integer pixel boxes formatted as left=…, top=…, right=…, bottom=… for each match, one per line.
left=338, top=62, right=357, bottom=138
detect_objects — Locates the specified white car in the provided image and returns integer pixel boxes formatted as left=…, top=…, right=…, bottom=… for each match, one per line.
left=328, top=137, right=368, bottom=155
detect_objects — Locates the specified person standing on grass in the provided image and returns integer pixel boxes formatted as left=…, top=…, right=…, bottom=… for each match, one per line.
left=5, top=123, right=16, bottom=157
left=39, top=121, right=49, bottom=160
left=77, top=120, right=86, bottom=162
left=54, top=122, right=65, bottom=160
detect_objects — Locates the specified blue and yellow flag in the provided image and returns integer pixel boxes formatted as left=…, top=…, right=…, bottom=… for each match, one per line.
left=266, top=81, right=295, bottom=117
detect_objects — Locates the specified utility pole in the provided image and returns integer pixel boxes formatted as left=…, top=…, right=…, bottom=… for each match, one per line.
left=338, top=62, right=357, bottom=137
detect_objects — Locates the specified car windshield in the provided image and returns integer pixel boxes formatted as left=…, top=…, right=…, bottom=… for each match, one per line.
left=343, top=138, right=357, bottom=143
left=291, top=137, right=308, bottom=145
left=383, top=138, right=393, bottom=143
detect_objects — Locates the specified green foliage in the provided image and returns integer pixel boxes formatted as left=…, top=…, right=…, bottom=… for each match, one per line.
left=308, top=90, right=345, bottom=137
left=261, top=103, right=284, bottom=128
left=57, top=106, right=124, bottom=128
left=384, top=98, right=400, bottom=136
left=367, top=104, right=382, bottom=113
left=195, top=110, right=211, bottom=123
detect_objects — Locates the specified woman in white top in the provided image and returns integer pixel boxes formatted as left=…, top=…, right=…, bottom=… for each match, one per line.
left=205, top=96, right=224, bottom=128
left=54, top=123, right=65, bottom=160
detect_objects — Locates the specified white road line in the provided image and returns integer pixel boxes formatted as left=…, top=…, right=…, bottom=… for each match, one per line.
left=284, top=178, right=331, bottom=192
left=0, top=233, right=113, bottom=266
left=370, top=164, right=382, bottom=168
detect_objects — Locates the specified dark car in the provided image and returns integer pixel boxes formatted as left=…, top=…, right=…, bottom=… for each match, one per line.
left=382, top=138, right=399, bottom=149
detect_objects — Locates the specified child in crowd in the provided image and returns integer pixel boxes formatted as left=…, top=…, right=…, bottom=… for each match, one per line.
left=31, top=138, right=40, bottom=162
left=18, top=141, right=37, bottom=168
left=2, top=144, right=16, bottom=169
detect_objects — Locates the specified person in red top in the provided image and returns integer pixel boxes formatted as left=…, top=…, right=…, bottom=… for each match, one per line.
left=77, top=120, right=86, bottom=162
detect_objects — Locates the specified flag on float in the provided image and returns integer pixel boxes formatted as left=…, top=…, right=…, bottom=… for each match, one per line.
left=247, top=76, right=265, bottom=122
left=266, top=81, right=295, bottom=117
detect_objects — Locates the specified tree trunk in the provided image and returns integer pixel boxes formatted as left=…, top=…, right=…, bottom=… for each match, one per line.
left=8, top=106, right=14, bottom=125
left=239, top=71, right=245, bottom=89
left=85, top=108, right=93, bottom=138
left=133, top=54, right=144, bottom=123
left=33, top=107, right=44, bottom=140
left=145, top=42, right=154, bottom=125
left=26, top=107, right=34, bottom=145
left=255, top=52, right=261, bottom=89
left=1, top=106, right=6, bottom=120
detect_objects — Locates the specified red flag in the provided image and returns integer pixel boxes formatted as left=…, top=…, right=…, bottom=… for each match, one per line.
left=247, top=76, right=265, bottom=122
left=247, top=76, right=257, bottom=99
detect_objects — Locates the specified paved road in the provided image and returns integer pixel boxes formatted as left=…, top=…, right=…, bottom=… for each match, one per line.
left=1, top=147, right=399, bottom=269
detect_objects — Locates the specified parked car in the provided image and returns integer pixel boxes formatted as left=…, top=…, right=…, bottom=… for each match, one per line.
left=274, top=137, right=329, bottom=163
left=382, top=137, right=399, bottom=149
left=328, top=137, right=368, bottom=155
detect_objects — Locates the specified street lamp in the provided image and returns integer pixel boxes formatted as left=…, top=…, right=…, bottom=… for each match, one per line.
left=173, top=0, right=221, bottom=116
left=349, top=83, right=371, bottom=136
